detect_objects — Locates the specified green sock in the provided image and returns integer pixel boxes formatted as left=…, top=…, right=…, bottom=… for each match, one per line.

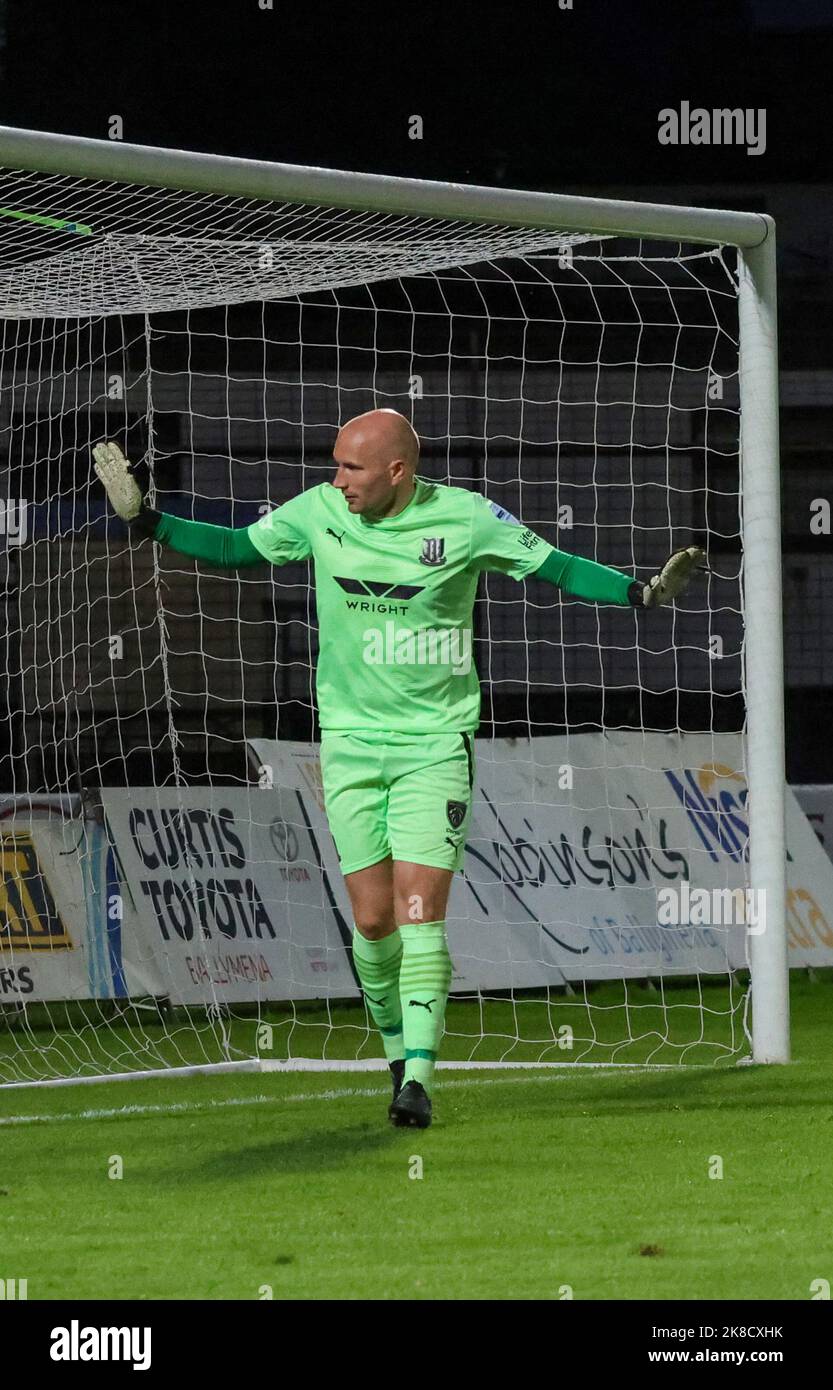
left=351, top=927, right=404, bottom=1064
left=398, top=921, right=453, bottom=1097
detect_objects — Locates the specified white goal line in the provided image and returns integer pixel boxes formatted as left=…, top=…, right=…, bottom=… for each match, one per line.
left=0, top=1055, right=730, bottom=1093
left=0, top=1068, right=708, bottom=1128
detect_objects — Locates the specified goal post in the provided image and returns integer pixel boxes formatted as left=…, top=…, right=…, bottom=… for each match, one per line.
left=0, top=124, right=773, bottom=241
left=0, top=124, right=787, bottom=1082
left=737, top=234, right=788, bottom=1065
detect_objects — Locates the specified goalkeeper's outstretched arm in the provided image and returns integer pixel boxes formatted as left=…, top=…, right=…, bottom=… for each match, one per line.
left=92, top=441, right=263, bottom=569
left=530, top=543, right=707, bottom=608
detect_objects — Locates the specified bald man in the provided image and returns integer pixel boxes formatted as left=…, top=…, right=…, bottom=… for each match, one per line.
left=94, top=415, right=705, bottom=1128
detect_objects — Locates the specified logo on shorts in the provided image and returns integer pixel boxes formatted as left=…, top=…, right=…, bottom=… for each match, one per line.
left=419, top=537, right=447, bottom=567
left=446, top=800, right=467, bottom=830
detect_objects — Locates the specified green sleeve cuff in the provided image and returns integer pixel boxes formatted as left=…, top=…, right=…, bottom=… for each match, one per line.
left=530, top=546, right=638, bottom=605
left=130, top=508, right=264, bottom=568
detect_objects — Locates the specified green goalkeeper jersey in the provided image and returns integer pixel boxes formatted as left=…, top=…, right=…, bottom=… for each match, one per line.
left=247, top=476, right=560, bottom=734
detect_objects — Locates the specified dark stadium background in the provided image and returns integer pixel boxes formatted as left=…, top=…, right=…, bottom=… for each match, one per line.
left=0, top=0, right=830, bottom=787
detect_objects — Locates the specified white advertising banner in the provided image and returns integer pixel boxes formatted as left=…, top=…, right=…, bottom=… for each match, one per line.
left=94, top=735, right=833, bottom=1007
left=101, top=784, right=360, bottom=1005
left=791, top=785, right=833, bottom=863
left=251, top=732, right=833, bottom=990
left=0, top=798, right=157, bottom=1004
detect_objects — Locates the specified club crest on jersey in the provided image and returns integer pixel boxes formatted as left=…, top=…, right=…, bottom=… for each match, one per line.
left=419, top=536, right=447, bottom=567
left=446, top=799, right=467, bottom=830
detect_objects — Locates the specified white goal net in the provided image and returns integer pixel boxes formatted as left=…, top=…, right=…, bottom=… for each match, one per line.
left=0, top=134, right=787, bottom=1086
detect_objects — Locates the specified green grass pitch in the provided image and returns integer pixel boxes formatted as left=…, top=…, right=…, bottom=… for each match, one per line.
left=0, top=974, right=831, bottom=1301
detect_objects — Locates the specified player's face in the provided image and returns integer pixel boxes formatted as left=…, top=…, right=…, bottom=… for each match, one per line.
left=332, top=443, right=399, bottom=518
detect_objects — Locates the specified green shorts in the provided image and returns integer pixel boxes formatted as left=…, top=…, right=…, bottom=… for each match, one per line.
left=319, top=730, right=476, bottom=876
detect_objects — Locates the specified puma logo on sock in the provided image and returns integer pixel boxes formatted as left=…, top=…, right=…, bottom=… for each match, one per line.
left=408, top=998, right=437, bottom=1012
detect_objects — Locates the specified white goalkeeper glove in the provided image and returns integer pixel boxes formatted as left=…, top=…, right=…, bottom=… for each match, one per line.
left=641, top=545, right=708, bottom=608
left=92, top=441, right=144, bottom=522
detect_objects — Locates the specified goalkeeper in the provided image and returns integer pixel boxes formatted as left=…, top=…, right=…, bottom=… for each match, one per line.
left=93, top=411, right=705, bottom=1129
